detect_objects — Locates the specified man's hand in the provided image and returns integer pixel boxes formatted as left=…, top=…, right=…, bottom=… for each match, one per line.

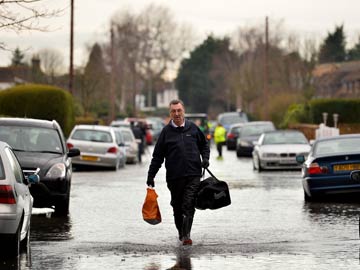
left=147, top=177, right=155, bottom=187
left=201, top=158, right=209, bottom=169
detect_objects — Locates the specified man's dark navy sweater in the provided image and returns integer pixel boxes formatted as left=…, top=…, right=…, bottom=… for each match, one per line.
left=147, top=119, right=210, bottom=182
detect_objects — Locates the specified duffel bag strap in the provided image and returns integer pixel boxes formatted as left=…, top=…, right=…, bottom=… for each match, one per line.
left=205, top=168, right=218, bottom=180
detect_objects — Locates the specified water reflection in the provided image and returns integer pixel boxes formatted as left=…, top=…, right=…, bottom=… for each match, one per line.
left=30, top=214, right=73, bottom=241
left=303, top=200, right=359, bottom=223
left=166, top=248, right=192, bottom=270
left=0, top=248, right=31, bottom=270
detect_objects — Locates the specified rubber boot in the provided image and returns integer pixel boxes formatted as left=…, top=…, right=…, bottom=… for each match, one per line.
left=174, top=214, right=183, bottom=240
left=181, top=215, right=193, bottom=245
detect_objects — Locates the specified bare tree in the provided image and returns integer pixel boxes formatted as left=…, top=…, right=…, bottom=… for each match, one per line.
left=36, top=48, right=65, bottom=82
left=229, top=20, right=318, bottom=121
left=0, top=0, right=63, bottom=49
left=110, top=4, right=195, bottom=112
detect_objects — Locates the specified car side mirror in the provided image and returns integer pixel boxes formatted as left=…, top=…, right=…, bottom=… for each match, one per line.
left=296, top=155, right=305, bottom=164
left=28, top=174, right=40, bottom=184
left=68, top=147, right=80, bottom=157
left=27, top=167, right=40, bottom=184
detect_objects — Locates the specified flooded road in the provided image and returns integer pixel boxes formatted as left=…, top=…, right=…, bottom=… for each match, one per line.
left=2, top=145, right=360, bottom=269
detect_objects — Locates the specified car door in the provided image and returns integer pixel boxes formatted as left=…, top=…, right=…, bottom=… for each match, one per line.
left=4, top=147, right=32, bottom=236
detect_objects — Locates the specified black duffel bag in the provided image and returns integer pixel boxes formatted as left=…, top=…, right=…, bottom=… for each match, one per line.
left=195, top=168, right=231, bottom=210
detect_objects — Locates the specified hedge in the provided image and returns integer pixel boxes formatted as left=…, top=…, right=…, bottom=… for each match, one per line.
left=0, top=84, right=75, bottom=136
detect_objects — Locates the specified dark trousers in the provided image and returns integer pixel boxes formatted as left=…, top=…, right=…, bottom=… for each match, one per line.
left=216, top=142, right=224, bottom=157
left=167, top=176, right=201, bottom=238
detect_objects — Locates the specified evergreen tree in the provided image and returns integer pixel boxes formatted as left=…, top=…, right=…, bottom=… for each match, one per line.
left=318, top=25, right=346, bottom=63
left=11, top=47, right=26, bottom=66
left=347, top=36, right=360, bottom=61
left=176, top=35, right=230, bottom=113
left=81, top=43, right=108, bottom=116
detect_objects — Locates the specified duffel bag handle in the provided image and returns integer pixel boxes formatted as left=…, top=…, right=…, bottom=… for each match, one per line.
left=202, top=167, right=218, bottom=180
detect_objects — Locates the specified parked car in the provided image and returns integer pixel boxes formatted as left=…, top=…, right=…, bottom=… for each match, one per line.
left=226, top=123, right=244, bottom=150
left=67, top=125, right=126, bottom=170
left=110, top=120, right=130, bottom=128
left=0, top=117, right=80, bottom=216
left=236, top=121, right=276, bottom=157
left=116, top=127, right=139, bottom=164
left=296, top=134, right=360, bottom=201
left=185, top=113, right=211, bottom=140
left=0, top=141, right=40, bottom=257
left=217, top=111, right=248, bottom=132
left=146, top=117, right=165, bottom=143
left=252, top=130, right=311, bottom=171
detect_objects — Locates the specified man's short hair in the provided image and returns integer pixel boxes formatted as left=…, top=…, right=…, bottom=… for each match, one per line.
left=169, top=99, right=184, bottom=108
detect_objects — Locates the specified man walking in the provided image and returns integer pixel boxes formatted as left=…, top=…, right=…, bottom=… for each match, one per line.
left=214, top=122, right=226, bottom=159
left=146, top=99, right=210, bottom=245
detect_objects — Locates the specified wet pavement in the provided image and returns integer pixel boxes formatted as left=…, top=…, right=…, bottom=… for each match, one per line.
left=1, top=144, right=360, bottom=269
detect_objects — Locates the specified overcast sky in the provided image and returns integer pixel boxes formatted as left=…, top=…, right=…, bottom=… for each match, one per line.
left=2, top=0, right=360, bottom=68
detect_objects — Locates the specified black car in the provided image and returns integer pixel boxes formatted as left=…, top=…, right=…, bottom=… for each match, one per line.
left=236, top=121, right=276, bottom=157
left=226, top=123, right=244, bottom=150
left=0, top=118, right=80, bottom=216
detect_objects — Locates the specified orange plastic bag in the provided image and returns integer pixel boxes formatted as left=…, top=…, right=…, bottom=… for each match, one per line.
left=142, top=188, right=162, bottom=225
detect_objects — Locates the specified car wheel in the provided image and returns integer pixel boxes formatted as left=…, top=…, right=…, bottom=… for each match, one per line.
left=7, top=215, right=22, bottom=257
left=257, top=156, right=263, bottom=172
left=304, top=191, right=314, bottom=202
left=55, top=193, right=70, bottom=216
left=20, top=223, right=30, bottom=252
left=236, top=148, right=241, bottom=157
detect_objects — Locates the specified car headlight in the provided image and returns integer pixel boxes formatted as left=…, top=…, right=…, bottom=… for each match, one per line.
left=263, top=153, right=278, bottom=158
left=45, top=163, right=66, bottom=179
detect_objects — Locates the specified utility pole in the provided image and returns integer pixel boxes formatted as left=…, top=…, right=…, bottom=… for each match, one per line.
left=69, top=0, right=74, bottom=94
left=109, top=24, right=115, bottom=122
left=263, top=16, right=269, bottom=119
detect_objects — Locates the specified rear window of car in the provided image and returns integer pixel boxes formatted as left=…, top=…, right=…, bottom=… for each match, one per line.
left=0, top=157, right=4, bottom=180
left=218, top=112, right=248, bottom=125
left=314, top=137, right=360, bottom=156
left=0, top=125, right=63, bottom=153
left=72, top=130, right=113, bottom=143
left=121, top=130, right=133, bottom=142
left=241, top=124, right=274, bottom=137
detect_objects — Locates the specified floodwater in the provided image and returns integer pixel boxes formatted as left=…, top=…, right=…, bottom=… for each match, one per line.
left=1, top=145, right=360, bottom=269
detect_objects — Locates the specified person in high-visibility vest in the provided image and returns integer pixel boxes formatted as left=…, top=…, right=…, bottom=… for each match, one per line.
left=213, top=122, right=226, bottom=158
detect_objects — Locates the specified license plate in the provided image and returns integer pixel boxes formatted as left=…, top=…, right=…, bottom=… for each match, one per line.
left=333, top=163, right=360, bottom=171
left=81, top=155, right=99, bottom=161
left=280, top=159, right=296, bottom=164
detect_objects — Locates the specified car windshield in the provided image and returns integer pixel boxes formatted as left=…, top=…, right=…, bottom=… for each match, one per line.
left=72, top=129, right=113, bottom=143
left=314, top=137, right=360, bottom=156
left=0, top=126, right=63, bottom=153
left=241, top=125, right=274, bottom=137
left=263, top=132, right=308, bottom=145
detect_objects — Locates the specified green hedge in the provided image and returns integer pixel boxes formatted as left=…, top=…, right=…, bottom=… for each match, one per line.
left=282, top=98, right=360, bottom=127
left=0, top=84, right=75, bottom=136
left=309, top=99, right=360, bottom=126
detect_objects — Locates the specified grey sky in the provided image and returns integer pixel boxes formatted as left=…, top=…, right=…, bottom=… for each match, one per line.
left=1, top=0, right=360, bottom=68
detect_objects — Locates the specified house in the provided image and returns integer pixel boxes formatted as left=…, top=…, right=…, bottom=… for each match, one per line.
left=0, top=57, right=44, bottom=90
left=156, top=87, right=178, bottom=108
left=313, top=60, right=360, bottom=98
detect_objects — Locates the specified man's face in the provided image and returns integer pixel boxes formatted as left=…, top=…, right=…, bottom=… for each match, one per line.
left=170, top=103, right=185, bottom=126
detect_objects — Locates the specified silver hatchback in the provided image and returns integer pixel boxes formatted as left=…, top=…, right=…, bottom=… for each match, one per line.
left=66, top=125, right=126, bottom=170
left=0, top=141, right=39, bottom=257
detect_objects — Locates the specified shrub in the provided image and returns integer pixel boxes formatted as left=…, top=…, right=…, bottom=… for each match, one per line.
left=0, top=84, right=75, bottom=136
